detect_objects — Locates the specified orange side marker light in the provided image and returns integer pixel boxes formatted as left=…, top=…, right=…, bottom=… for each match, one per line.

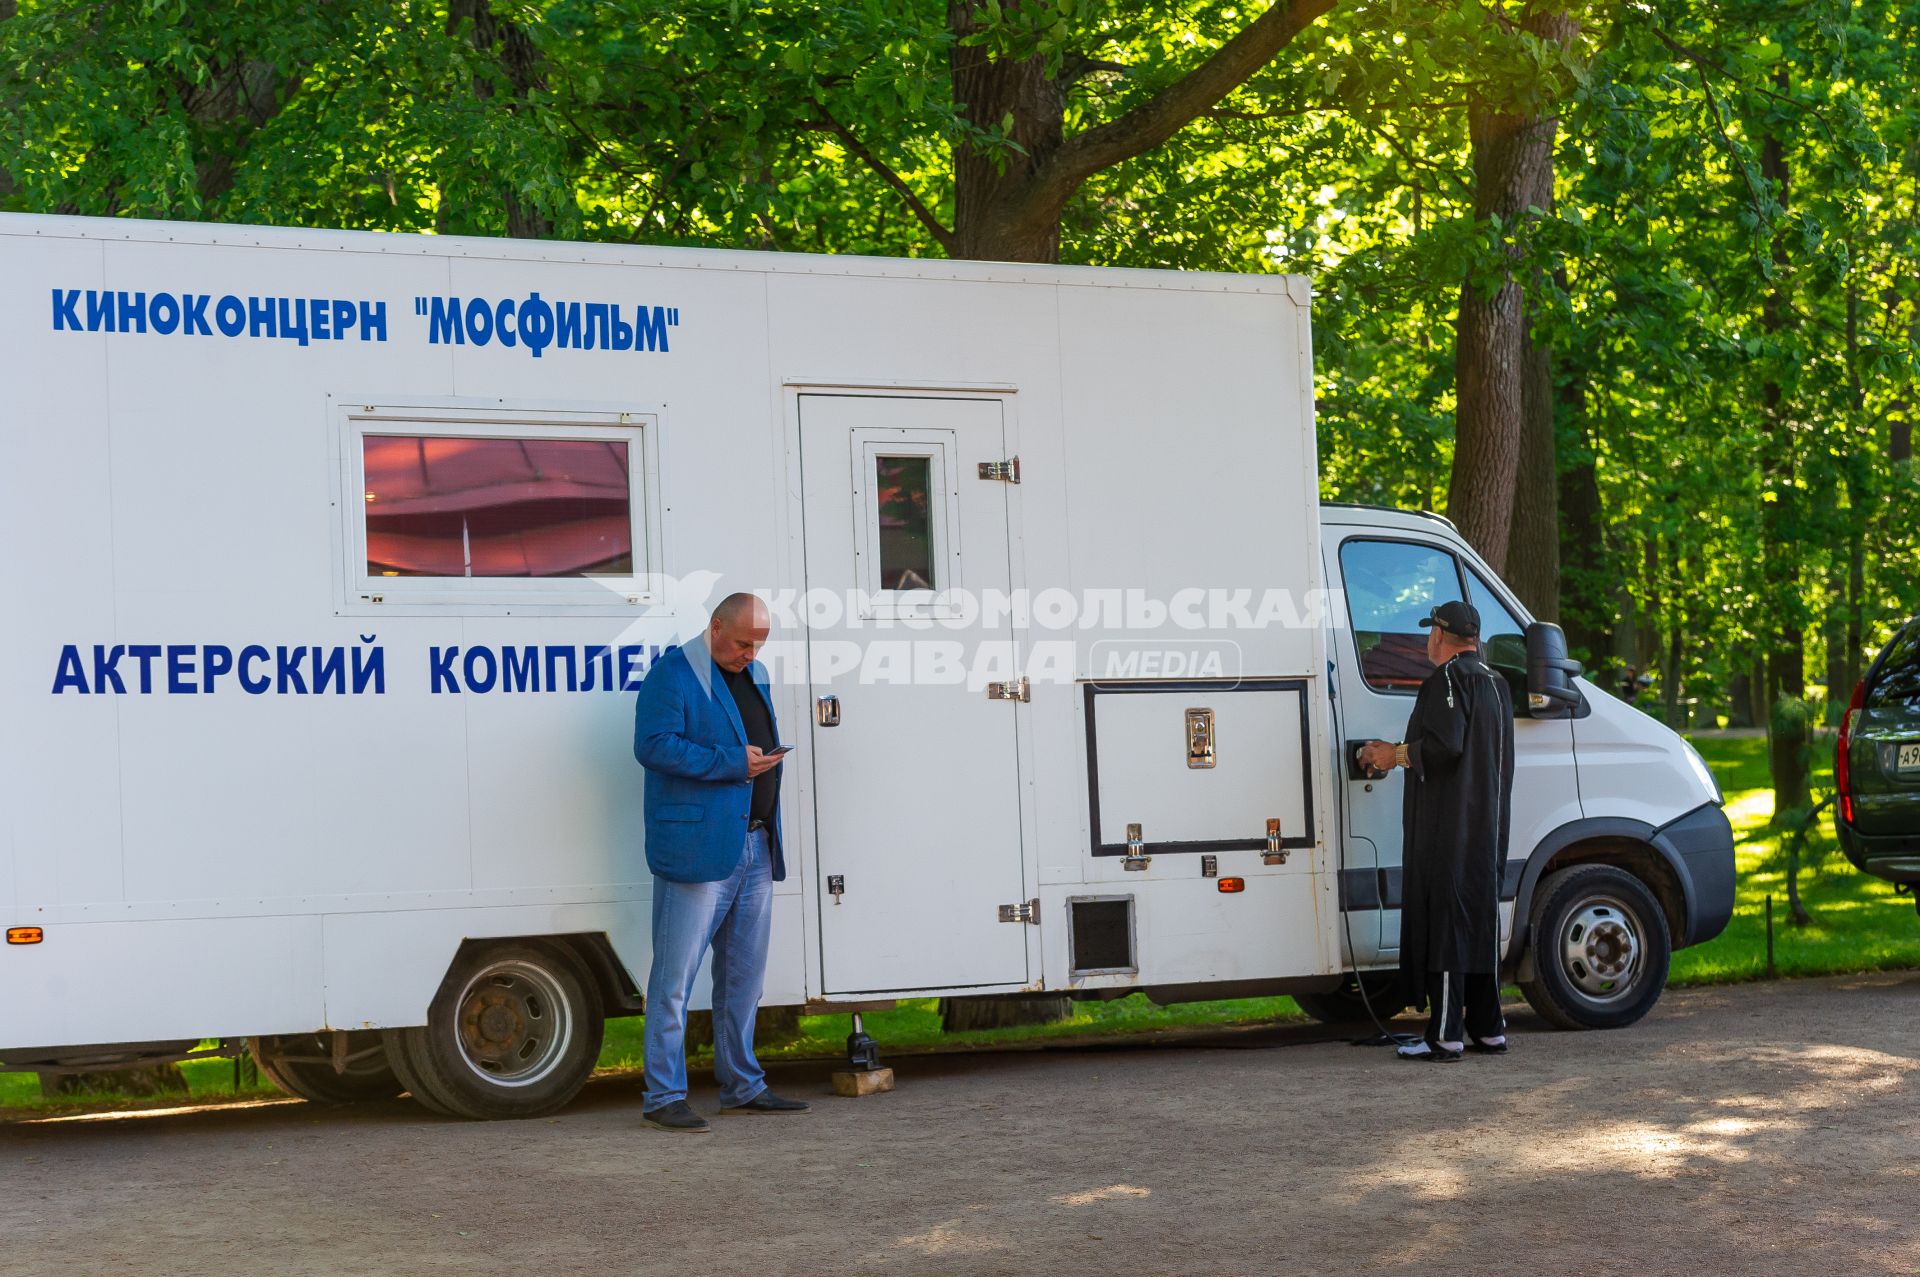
left=1217, top=878, right=1246, bottom=894
left=7, top=927, right=44, bottom=945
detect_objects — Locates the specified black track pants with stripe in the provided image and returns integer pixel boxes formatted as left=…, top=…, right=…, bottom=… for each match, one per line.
left=1424, top=971, right=1504, bottom=1048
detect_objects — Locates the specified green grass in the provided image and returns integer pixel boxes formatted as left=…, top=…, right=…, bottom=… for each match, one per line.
left=1670, top=732, right=1920, bottom=983
left=9, top=733, right=1915, bottom=1116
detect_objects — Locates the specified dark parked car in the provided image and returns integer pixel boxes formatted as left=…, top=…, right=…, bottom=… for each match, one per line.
left=1838, top=615, right=1920, bottom=908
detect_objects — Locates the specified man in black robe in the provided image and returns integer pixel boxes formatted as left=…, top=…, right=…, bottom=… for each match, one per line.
left=1359, top=599, right=1515, bottom=1062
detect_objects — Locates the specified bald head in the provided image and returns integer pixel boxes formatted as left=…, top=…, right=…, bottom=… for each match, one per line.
left=1425, top=625, right=1479, bottom=667
left=708, top=592, right=771, bottom=672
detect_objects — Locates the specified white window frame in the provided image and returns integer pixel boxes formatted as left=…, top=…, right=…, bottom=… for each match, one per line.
left=850, top=428, right=965, bottom=621
left=332, top=400, right=664, bottom=616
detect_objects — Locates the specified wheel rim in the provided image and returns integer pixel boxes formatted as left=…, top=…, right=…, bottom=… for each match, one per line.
left=452, top=960, right=575, bottom=1088
left=1557, top=895, right=1643, bottom=1002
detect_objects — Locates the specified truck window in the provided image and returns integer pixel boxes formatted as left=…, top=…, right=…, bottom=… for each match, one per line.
left=1338, top=539, right=1464, bottom=693
left=1867, top=622, right=1920, bottom=708
left=1465, top=566, right=1526, bottom=671
left=361, top=433, right=634, bottom=579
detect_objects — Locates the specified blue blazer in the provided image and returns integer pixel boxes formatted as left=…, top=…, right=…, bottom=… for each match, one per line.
left=632, top=641, right=786, bottom=884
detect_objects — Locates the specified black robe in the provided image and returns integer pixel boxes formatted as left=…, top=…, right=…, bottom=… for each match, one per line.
left=1397, top=650, right=1515, bottom=1006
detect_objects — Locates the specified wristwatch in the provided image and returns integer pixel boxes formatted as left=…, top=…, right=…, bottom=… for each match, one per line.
left=1394, top=742, right=1410, bottom=769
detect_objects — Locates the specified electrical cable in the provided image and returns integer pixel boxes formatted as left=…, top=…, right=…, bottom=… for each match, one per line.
left=1329, top=697, right=1420, bottom=1048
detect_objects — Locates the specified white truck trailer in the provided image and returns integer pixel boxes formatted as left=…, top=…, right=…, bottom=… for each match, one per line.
left=0, top=214, right=1734, bottom=1117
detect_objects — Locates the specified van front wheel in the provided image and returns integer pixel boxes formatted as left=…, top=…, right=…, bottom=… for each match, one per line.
left=384, top=942, right=604, bottom=1119
left=1520, top=864, right=1671, bottom=1030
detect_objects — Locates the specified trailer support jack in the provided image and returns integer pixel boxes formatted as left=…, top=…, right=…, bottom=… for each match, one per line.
left=831, top=1012, right=895, bottom=1097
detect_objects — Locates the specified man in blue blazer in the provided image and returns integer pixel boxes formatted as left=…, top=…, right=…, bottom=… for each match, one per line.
left=633, top=593, right=810, bottom=1131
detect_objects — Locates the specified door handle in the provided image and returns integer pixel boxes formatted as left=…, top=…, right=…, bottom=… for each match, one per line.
left=1346, top=738, right=1388, bottom=780
left=816, top=695, right=840, bottom=727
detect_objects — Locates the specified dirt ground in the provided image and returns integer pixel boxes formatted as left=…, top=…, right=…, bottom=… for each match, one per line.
left=4, top=972, right=1918, bottom=1277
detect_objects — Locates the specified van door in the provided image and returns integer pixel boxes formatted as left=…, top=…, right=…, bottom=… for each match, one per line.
left=798, top=393, right=1030, bottom=995
left=1326, top=531, right=1577, bottom=961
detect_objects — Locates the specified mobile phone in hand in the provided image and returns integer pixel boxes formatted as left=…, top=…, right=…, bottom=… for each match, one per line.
left=766, top=744, right=794, bottom=757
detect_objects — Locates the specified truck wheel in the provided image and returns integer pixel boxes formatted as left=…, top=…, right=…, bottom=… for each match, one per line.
left=1294, top=972, right=1406, bottom=1025
left=1520, top=864, right=1671, bottom=1030
left=251, top=1031, right=403, bottom=1104
left=383, top=942, right=603, bottom=1120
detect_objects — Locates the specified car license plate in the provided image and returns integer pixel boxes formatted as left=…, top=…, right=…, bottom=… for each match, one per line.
left=1900, top=742, right=1920, bottom=773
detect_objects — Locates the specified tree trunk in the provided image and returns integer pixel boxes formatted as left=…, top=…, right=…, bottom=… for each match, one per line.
left=938, top=0, right=1335, bottom=263
left=179, top=58, right=303, bottom=211
left=1823, top=560, right=1848, bottom=724
left=1756, top=72, right=1807, bottom=812
left=40, top=1063, right=188, bottom=1099
left=941, top=995, right=1073, bottom=1033
left=680, top=1006, right=801, bottom=1051
left=1507, top=306, right=1560, bottom=616
left=1726, top=669, right=1754, bottom=729
left=1447, top=5, right=1576, bottom=572
left=1555, top=359, right=1611, bottom=669
left=450, top=0, right=554, bottom=239
left=947, top=2, right=1067, bottom=263
left=755, top=1005, right=803, bottom=1047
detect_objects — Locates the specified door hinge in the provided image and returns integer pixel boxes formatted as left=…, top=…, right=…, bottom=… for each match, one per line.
left=978, top=457, right=1021, bottom=484
left=998, top=898, right=1040, bottom=925
left=986, top=677, right=1030, bottom=703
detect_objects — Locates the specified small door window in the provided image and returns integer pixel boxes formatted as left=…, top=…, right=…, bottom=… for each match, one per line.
left=1338, top=538, right=1464, bottom=693
left=874, top=455, right=937, bottom=590
left=849, top=428, right=963, bottom=619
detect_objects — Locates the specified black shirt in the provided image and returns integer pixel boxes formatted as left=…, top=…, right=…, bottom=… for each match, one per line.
left=722, top=665, right=779, bottom=825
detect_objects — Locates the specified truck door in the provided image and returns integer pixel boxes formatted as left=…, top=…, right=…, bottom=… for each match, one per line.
left=1326, top=532, right=1577, bottom=961
left=797, top=393, right=1030, bottom=995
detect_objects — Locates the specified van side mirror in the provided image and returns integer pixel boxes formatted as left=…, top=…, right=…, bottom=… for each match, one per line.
left=1525, top=622, right=1583, bottom=719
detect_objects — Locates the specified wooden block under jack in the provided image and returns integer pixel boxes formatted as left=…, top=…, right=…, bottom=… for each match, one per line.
left=831, top=1067, right=896, bottom=1097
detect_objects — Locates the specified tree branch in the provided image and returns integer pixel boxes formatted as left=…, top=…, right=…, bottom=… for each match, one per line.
left=1647, top=26, right=1774, bottom=231
left=801, top=106, right=957, bottom=254
left=1029, top=0, right=1338, bottom=210
left=1361, top=116, right=1474, bottom=197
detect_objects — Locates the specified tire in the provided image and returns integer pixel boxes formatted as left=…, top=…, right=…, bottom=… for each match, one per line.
left=1520, top=864, right=1671, bottom=1030
left=251, top=1031, right=404, bottom=1104
left=1294, top=971, right=1407, bottom=1025
left=383, top=941, right=604, bottom=1120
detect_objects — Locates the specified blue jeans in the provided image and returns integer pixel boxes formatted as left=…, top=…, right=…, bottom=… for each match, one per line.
left=642, top=828, right=773, bottom=1109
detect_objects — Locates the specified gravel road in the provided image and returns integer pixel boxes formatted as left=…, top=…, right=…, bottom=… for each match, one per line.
left=4, top=971, right=1917, bottom=1277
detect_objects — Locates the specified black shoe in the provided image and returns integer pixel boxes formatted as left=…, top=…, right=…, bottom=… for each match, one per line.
left=642, top=1100, right=711, bottom=1132
left=721, top=1089, right=812, bottom=1115
left=1466, top=1036, right=1509, bottom=1055
left=1396, top=1042, right=1463, bottom=1063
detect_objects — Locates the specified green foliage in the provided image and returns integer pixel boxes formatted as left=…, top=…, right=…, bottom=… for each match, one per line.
left=2, top=0, right=1915, bottom=750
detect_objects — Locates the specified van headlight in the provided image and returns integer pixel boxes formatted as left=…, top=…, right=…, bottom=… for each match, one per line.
left=1682, top=740, right=1722, bottom=805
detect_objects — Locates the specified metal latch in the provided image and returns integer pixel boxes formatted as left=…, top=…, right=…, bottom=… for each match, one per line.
left=1263, top=818, right=1288, bottom=866
left=828, top=874, right=845, bottom=905
left=1123, top=822, right=1150, bottom=871
left=978, top=457, right=1021, bottom=484
left=986, top=677, right=1030, bottom=703
left=1186, top=707, right=1215, bottom=769
left=997, top=898, right=1040, bottom=925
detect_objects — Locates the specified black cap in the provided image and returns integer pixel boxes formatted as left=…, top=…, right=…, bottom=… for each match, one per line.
left=1419, top=599, right=1481, bottom=639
